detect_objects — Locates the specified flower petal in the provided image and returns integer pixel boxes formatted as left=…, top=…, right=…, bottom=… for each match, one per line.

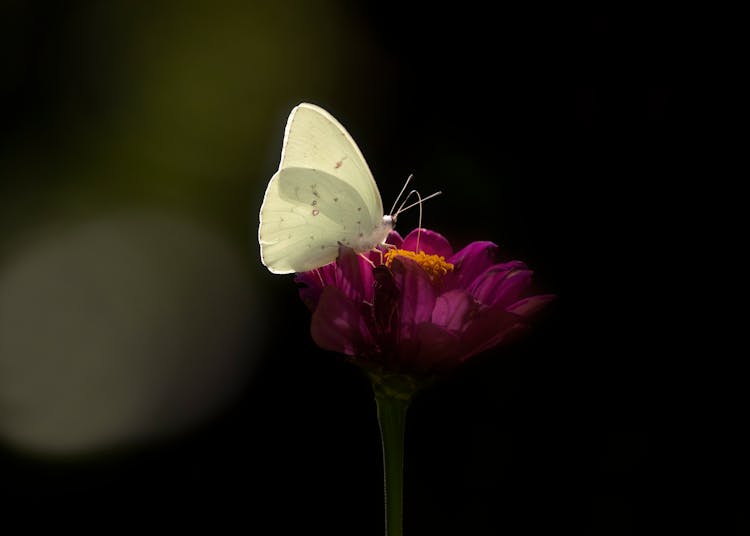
left=310, top=286, right=373, bottom=356
left=459, top=306, right=528, bottom=361
left=407, top=323, right=462, bottom=373
left=401, top=228, right=453, bottom=257
left=373, top=265, right=400, bottom=344
left=295, top=263, right=337, bottom=311
left=335, top=245, right=375, bottom=303
left=432, top=290, right=477, bottom=332
left=506, top=294, right=556, bottom=319
left=468, top=263, right=532, bottom=308
left=385, top=230, right=403, bottom=248
left=446, top=241, right=503, bottom=290
left=389, top=256, right=437, bottom=343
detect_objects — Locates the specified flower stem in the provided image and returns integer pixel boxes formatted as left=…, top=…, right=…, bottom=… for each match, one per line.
left=375, top=390, right=411, bottom=536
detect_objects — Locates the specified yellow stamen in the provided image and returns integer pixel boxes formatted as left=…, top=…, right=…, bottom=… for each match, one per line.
left=384, top=248, right=454, bottom=281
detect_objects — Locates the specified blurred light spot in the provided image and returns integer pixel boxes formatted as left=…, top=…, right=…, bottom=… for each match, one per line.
left=0, top=211, right=258, bottom=455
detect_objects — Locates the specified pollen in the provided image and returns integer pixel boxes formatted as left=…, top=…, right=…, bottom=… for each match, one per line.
left=384, top=249, right=454, bottom=280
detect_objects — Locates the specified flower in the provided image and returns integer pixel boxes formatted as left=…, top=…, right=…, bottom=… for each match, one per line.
left=295, top=228, right=554, bottom=379
left=294, top=228, right=554, bottom=536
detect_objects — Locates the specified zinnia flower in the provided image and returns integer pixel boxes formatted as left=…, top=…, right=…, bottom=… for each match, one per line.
left=295, top=228, right=554, bottom=379
left=294, top=227, right=553, bottom=536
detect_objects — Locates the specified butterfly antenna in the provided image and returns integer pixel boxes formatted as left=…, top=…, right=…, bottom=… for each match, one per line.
left=396, top=189, right=418, bottom=216
left=389, top=174, right=414, bottom=216
left=395, top=190, right=442, bottom=215
left=415, top=191, right=424, bottom=252
left=393, top=189, right=442, bottom=252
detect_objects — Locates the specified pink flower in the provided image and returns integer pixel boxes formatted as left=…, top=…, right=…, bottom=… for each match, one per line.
left=295, top=228, right=554, bottom=378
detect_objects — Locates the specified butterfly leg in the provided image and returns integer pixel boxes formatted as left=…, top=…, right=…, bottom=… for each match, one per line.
left=358, top=253, right=377, bottom=268
left=384, top=242, right=400, bottom=265
left=372, top=243, right=394, bottom=266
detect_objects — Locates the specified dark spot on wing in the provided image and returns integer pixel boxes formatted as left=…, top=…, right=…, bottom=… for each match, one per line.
left=312, top=200, right=318, bottom=206
left=357, top=207, right=362, bottom=211
left=333, top=197, right=339, bottom=202
left=313, top=190, right=319, bottom=197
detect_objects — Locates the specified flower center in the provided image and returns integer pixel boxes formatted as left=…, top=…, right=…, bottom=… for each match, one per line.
left=384, top=248, right=454, bottom=280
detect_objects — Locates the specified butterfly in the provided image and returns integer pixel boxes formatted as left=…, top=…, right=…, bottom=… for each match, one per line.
left=258, top=103, right=391, bottom=274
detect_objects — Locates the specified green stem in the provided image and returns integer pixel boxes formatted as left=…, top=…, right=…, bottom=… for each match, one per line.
left=375, top=390, right=411, bottom=536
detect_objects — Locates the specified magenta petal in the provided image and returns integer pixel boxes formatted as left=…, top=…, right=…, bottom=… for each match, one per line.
left=372, top=265, right=400, bottom=346
left=401, top=228, right=453, bottom=257
left=310, top=287, right=373, bottom=356
left=432, top=290, right=476, bottom=332
left=507, top=294, right=556, bottom=318
left=335, top=245, right=375, bottom=303
left=460, top=306, right=528, bottom=361
left=446, top=241, right=503, bottom=290
left=469, top=264, right=532, bottom=308
left=385, top=230, right=403, bottom=248
left=389, top=256, right=437, bottom=342
left=295, top=272, right=322, bottom=311
left=295, top=263, right=337, bottom=311
left=408, top=323, right=462, bottom=373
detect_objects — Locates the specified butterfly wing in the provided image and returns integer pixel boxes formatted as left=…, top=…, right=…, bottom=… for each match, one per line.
left=259, top=103, right=384, bottom=274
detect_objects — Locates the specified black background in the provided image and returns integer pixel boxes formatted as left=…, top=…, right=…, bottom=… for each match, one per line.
left=1, top=2, right=738, bottom=534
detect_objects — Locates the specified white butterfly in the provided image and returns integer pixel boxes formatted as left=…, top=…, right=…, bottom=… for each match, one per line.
left=258, top=103, right=397, bottom=274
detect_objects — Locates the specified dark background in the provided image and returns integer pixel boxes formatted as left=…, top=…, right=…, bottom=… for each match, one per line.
left=0, top=2, right=737, bottom=534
